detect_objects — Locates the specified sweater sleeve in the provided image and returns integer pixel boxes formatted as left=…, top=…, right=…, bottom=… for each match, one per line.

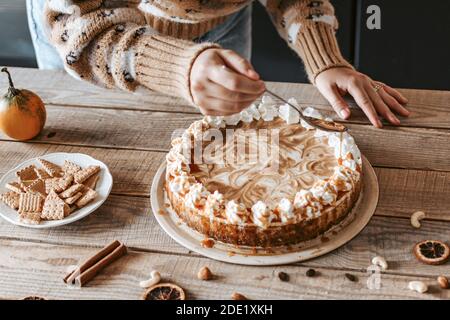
left=43, top=0, right=219, bottom=104
left=261, top=0, right=354, bottom=83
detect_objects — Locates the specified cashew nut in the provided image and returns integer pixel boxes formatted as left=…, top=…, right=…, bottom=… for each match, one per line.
left=408, top=281, right=428, bottom=293
left=410, top=211, right=426, bottom=228
left=139, top=270, right=161, bottom=288
left=371, top=256, right=388, bottom=271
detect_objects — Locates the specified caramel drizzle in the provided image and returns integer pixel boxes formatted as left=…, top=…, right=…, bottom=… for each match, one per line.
left=191, top=119, right=338, bottom=208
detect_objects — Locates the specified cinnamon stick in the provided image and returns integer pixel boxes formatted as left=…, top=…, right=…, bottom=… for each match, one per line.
left=64, top=240, right=127, bottom=287
left=64, top=240, right=121, bottom=284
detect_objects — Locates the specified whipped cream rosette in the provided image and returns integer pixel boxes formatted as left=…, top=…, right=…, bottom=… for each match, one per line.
left=165, top=96, right=362, bottom=247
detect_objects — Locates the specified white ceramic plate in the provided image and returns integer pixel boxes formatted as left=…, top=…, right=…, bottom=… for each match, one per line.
left=151, top=156, right=378, bottom=266
left=0, top=153, right=113, bottom=229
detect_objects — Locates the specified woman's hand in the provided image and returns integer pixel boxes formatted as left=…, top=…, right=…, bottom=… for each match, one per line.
left=315, top=68, right=409, bottom=128
left=190, top=48, right=266, bottom=116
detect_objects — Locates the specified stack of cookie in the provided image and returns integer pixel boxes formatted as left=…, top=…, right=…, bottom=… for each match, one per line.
left=0, top=159, right=100, bottom=225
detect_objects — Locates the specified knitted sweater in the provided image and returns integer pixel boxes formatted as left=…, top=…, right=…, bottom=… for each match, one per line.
left=44, top=0, right=352, bottom=104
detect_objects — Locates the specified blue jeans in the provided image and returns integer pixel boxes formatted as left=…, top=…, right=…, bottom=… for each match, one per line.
left=27, top=0, right=252, bottom=70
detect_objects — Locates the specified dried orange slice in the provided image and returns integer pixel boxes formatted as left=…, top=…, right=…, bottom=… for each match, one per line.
left=142, top=283, right=186, bottom=300
left=413, top=240, right=450, bottom=265
left=22, top=296, right=46, bottom=300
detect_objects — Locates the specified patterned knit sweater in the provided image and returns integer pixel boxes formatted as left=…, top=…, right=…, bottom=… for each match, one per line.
left=44, top=0, right=352, bottom=104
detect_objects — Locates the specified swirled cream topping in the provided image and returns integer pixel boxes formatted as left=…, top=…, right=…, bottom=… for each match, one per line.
left=190, top=118, right=338, bottom=208
left=166, top=96, right=362, bottom=228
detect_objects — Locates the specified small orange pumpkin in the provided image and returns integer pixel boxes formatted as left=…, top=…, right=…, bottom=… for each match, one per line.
left=0, top=68, right=46, bottom=141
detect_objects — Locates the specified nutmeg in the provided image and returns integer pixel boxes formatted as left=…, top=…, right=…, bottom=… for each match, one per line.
left=437, top=276, right=449, bottom=289
left=197, top=266, right=213, bottom=280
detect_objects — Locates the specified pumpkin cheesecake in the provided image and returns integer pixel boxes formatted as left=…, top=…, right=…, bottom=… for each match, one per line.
left=165, top=96, right=362, bottom=247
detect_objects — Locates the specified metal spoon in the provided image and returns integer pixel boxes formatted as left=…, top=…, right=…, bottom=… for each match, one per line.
left=265, top=89, right=348, bottom=133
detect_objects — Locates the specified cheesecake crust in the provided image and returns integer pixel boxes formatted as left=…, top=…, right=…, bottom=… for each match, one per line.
left=166, top=178, right=361, bottom=247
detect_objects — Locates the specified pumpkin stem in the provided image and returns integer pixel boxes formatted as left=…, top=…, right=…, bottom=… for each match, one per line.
left=1, top=67, right=20, bottom=97
left=1, top=68, right=15, bottom=88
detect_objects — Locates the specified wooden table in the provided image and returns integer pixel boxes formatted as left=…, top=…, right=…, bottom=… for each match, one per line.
left=0, top=67, right=449, bottom=300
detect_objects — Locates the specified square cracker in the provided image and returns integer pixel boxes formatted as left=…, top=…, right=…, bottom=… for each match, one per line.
left=19, top=212, right=41, bottom=225
left=16, top=165, right=38, bottom=181
left=63, top=160, right=82, bottom=176
left=34, top=167, right=51, bottom=180
left=59, top=184, right=83, bottom=199
left=74, top=166, right=100, bottom=184
left=38, top=159, right=63, bottom=177
left=6, top=182, right=24, bottom=193
left=0, top=192, right=20, bottom=209
left=20, top=180, right=35, bottom=191
left=26, top=179, right=46, bottom=197
left=41, top=190, right=70, bottom=220
left=75, top=188, right=97, bottom=208
left=45, top=175, right=73, bottom=194
left=18, top=193, right=43, bottom=213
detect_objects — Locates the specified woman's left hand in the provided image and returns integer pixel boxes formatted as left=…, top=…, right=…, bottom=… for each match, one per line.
left=315, top=67, right=410, bottom=128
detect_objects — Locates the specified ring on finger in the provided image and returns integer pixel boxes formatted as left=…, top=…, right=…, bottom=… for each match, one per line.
left=372, top=82, right=384, bottom=93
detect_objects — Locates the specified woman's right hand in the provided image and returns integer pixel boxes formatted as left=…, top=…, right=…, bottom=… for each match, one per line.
left=190, top=48, right=266, bottom=116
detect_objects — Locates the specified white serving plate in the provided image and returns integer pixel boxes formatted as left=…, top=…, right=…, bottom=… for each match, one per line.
left=0, top=153, right=113, bottom=229
left=151, top=156, right=379, bottom=266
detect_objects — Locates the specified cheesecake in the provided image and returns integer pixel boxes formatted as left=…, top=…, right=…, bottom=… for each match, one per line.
left=165, top=96, right=362, bottom=247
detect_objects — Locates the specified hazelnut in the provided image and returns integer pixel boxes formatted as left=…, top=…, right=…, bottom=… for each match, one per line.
left=197, top=266, right=213, bottom=280
left=437, top=276, right=449, bottom=289
left=231, top=292, right=248, bottom=300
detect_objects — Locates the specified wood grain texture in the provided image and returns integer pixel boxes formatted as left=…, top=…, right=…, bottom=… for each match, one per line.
left=0, top=191, right=449, bottom=277
left=347, top=125, right=450, bottom=171
left=1, top=105, right=450, bottom=170
left=0, top=68, right=194, bottom=113
left=1, top=67, right=450, bottom=300
left=1, top=105, right=199, bottom=151
left=266, top=82, right=450, bottom=129
left=0, top=142, right=164, bottom=196
left=1, top=68, right=450, bottom=128
left=374, top=167, right=450, bottom=220
left=0, top=142, right=449, bottom=220
left=1, top=240, right=448, bottom=300
left=0, top=194, right=187, bottom=254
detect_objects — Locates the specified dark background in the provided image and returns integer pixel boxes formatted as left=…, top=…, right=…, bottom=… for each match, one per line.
left=1, top=0, right=449, bottom=90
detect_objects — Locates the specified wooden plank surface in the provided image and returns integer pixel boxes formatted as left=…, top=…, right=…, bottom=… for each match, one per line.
left=1, top=68, right=450, bottom=128
left=0, top=191, right=449, bottom=278
left=0, top=68, right=195, bottom=114
left=0, top=142, right=450, bottom=221
left=0, top=142, right=164, bottom=196
left=1, top=105, right=450, bottom=171
left=374, top=167, right=450, bottom=220
left=0, top=142, right=449, bottom=221
left=1, top=67, right=449, bottom=300
left=1, top=240, right=447, bottom=300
